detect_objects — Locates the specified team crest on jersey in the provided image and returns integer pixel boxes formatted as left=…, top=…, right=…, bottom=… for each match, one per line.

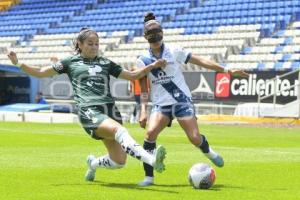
left=157, top=70, right=167, bottom=78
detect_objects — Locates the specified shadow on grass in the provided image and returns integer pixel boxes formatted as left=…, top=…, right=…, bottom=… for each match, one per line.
left=212, top=184, right=290, bottom=192
left=210, top=184, right=246, bottom=191
left=94, top=181, right=180, bottom=193
left=52, top=181, right=183, bottom=194
left=52, top=182, right=247, bottom=193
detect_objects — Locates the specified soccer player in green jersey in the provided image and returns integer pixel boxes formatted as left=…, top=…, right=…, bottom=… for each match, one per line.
left=7, top=28, right=167, bottom=182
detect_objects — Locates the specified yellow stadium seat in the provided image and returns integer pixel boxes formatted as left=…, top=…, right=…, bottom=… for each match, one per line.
left=0, top=0, right=20, bottom=11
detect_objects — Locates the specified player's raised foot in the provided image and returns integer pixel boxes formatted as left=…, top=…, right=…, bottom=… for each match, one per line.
left=138, top=177, right=154, bottom=187
left=85, top=155, right=96, bottom=181
left=153, top=145, right=166, bottom=173
left=209, top=154, right=224, bottom=168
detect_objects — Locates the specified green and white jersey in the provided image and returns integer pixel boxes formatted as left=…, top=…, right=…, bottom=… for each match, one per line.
left=52, top=55, right=123, bottom=107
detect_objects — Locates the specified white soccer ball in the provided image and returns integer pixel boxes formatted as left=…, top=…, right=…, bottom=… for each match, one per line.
left=188, top=163, right=216, bottom=189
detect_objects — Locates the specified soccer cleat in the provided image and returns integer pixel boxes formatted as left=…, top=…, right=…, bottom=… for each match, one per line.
left=153, top=145, right=166, bottom=173
left=85, top=155, right=96, bottom=181
left=138, top=179, right=154, bottom=187
left=209, top=154, right=224, bottom=167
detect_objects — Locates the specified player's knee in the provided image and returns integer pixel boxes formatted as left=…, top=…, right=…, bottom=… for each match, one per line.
left=146, top=129, right=159, bottom=141
left=188, top=131, right=201, bottom=146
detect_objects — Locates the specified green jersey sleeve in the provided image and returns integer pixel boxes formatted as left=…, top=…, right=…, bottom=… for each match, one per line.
left=108, top=60, right=123, bottom=78
left=52, top=57, right=71, bottom=74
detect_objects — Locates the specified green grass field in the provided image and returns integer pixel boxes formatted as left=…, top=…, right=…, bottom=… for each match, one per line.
left=0, top=122, right=299, bottom=200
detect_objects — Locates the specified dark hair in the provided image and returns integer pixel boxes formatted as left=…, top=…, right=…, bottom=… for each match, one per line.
left=144, top=12, right=156, bottom=23
left=144, top=12, right=162, bottom=35
left=73, top=27, right=99, bottom=54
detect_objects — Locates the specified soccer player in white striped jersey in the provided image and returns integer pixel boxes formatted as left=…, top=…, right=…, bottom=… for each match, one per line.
left=137, top=12, right=249, bottom=187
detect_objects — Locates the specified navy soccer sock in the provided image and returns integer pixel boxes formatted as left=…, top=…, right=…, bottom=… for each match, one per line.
left=198, top=135, right=210, bottom=153
left=143, top=140, right=156, bottom=177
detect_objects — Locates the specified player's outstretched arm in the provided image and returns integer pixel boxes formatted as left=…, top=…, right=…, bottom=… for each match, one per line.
left=7, top=51, right=58, bottom=78
left=119, top=59, right=167, bottom=80
left=188, top=54, right=249, bottom=78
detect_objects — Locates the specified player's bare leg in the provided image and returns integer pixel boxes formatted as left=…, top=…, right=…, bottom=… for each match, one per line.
left=178, top=116, right=224, bottom=167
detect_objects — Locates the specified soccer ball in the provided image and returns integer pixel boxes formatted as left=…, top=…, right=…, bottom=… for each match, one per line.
left=188, top=163, right=216, bottom=189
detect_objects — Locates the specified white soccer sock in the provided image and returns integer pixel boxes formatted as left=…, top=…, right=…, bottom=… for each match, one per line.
left=204, top=147, right=218, bottom=159
left=91, top=154, right=124, bottom=170
left=114, top=127, right=154, bottom=166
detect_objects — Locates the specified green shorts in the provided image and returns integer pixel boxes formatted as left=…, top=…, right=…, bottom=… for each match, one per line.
left=78, top=104, right=123, bottom=140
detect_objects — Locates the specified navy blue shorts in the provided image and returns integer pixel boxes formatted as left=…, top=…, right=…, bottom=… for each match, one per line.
left=151, top=102, right=196, bottom=126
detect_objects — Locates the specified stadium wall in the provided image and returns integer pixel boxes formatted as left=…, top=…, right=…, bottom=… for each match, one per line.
left=0, top=64, right=38, bottom=103
left=38, top=70, right=299, bottom=104
left=0, top=111, right=78, bottom=123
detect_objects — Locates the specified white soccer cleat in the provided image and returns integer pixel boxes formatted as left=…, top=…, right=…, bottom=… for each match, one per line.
left=205, top=147, right=224, bottom=168
left=85, top=155, right=96, bottom=181
left=138, top=179, right=154, bottom=187
left=209, top=154, right=224, bottom=168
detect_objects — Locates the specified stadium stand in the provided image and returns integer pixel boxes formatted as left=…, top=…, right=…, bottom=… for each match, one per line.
left=0, top=0, right=299, bottom=71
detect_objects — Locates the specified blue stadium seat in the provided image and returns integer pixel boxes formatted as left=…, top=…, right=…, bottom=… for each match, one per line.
left=274, top=62, right=283, bottom=70
left=291, top=62, right=300, bottom=70
left=274, top=46, right=284, bottom=53
left=257, top=63, right=266, bottom=70
left=282, top=54, right=292, bottom=62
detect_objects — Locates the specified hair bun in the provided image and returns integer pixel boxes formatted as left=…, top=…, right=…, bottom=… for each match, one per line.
left=80, top=27, right=90, bottom=32
left=144, top=12, right=155, bottom=23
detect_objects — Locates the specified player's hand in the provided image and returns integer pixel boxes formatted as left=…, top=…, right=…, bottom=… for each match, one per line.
left=153, top=59, right=167, bottom=69
left=139, top=112, right=147, bottom=129
left=7, top=51, right=18, bottom=65
left=229, top=70, right=249, bottom=78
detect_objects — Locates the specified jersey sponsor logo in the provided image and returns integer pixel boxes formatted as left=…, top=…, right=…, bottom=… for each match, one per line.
left=215, top=73, right=230, bottom=97
left=151, top=68, right=191, bottom=103
left=152, top=70, right=174, bottom=85
left=140, top=55, right=191, bottom=103
left=88, top=64, right=102, bottom=76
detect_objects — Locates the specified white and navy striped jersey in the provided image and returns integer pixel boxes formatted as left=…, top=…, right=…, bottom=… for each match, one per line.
left=136, top=43, right=192, bottom=106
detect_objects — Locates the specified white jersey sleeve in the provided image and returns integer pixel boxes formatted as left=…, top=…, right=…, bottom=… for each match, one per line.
left=136, top=58, right=146, bottom=68
left=173, top=46, right=192, bottom=64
